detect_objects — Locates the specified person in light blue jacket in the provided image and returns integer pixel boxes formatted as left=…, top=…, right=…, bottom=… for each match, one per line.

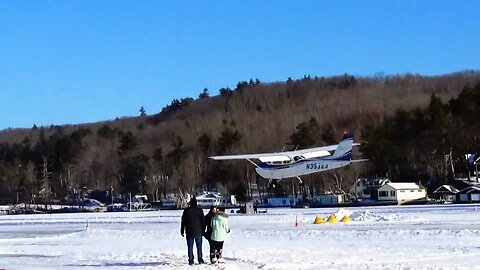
left=210, top=210, right=230, bottom=263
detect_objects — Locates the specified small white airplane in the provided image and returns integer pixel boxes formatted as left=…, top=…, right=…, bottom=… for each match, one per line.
left=209, top=132, right=365, bottom=186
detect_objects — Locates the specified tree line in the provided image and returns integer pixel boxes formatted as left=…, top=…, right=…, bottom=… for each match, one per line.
left=0, top=116, right=335, bottom=204
left=361, top=81, right=480, bottom=190
left=0, top=72, right=479, bottom=204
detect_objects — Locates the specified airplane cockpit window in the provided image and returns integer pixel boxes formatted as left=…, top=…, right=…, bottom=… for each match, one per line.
left=293, top=155, right=305, bottom=161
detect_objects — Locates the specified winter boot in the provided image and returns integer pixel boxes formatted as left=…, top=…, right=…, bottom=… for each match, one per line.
left=217, top=249, right=224, bottom=263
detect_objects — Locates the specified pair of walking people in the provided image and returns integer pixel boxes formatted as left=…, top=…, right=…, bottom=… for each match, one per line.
left=180, top=198, right=230, bottom=265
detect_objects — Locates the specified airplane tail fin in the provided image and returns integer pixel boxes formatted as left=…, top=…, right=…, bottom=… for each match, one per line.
left=329, top=132, right=353, bottom=160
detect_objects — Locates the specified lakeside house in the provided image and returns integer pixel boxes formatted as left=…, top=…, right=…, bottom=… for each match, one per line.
left=311, top=193, right=346, bottom=206
left=267, top=197, right=301, bottom=207
left=195, top=191, right=238, bottom=208
left=0, top=205, right=12, bottom=215
left=195, top=192, right=222, bottom=208
left=347, top=178, right=428, bottom=205
left=348, top=178, right=391, bottom=201
left=377, top=182, right=427, bottom=204
left=456, top=186, right=480, bottom=203
left=432, top=185, right=459, bottom=202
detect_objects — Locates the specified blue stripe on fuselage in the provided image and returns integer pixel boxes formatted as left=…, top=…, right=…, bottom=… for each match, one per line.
left=257, top=153, right=352, bottom=170
left=257, top=162, right=291, bottom=169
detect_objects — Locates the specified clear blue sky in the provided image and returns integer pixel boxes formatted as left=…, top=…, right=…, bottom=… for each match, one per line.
left=0, top=1, right=479, bottom=130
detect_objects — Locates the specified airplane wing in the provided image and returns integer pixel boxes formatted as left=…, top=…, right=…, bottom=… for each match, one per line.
left=209, top=152, right=291, bottom=161
left=279, top=142, right=361, bottom=156
left=208, top=148, right=334, bottom=161
left=208, top=143, right=361, bottom=161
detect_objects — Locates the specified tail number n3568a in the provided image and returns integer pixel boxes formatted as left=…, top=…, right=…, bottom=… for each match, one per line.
left=306, top=163, right=328, bottom=170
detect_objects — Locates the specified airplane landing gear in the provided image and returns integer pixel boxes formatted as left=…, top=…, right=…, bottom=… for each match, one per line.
left=267, top=179, right=278, bottom=189
left=296, top=176, right=303, bottom=185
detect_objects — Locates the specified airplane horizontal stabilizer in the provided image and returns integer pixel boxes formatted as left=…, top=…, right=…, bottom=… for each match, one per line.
left=351, top=159, right=369, bottom=163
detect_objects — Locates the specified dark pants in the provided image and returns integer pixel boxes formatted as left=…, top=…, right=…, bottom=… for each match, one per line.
left=211, top=240, right=224, bottom=262
left=208, top=239, right=216, bottom=261
left=186, top=234, right=203, bottom=263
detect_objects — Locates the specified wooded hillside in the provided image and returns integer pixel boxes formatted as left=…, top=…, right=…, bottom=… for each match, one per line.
left=0, top=71, right=479, bottom=204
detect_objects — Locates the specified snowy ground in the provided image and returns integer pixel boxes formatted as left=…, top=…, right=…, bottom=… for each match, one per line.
left=1, top=204, right=480, bottom=270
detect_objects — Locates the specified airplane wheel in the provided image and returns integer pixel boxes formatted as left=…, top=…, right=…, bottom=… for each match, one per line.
left=267, top=180, right=278, bottom=189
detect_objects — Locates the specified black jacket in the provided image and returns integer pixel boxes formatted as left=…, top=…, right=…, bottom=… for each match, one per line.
left=181, top=202, right=205, bottom=236
left=204, top=211, right=216, bottom=240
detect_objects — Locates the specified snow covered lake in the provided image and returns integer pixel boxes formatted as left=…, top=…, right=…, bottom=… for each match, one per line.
left=1, top=204, right=480, bottom=270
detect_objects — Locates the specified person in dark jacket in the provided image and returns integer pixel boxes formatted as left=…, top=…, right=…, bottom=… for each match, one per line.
left=180, top=197, right=205, bottom=265
left=204, top=206, right=217, bottom=263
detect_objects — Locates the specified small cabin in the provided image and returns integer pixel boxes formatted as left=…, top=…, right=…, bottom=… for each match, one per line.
left=311, top=193, right=345, bottom=206
left=0, top=205, right=12, bottom=215
left=160, top=199, right=177, bottom=209
left=456, top=186, right=480, bottom=202
left=195, top=191, right=237, bottom=208
left=196, top=192, right=222, bottom=208
left=377, top=182, right=427, bottom=204
left=267, top=197, right=300, bottom=207
left=348, top=178, right=391, bottom=200
left=432, top=185, right=459, bottom=202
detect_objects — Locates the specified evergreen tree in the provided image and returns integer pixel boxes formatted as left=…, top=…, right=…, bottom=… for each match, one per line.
left=97, top=125, right=116, bottom=139
left=321, top=124, right=336, bottom=144
left=289, top=117, right=320, bottom=149
left=197, top=133, right=213, bottom=155
left=199, top=88, right=209, bottom=99
left=139, top=106, right=146, bottom=116
left=118, top=132, right=138, bottom=155
left=217, top=127, right=242, bottom=154
left=219, top=87, right=233, bottom=97
left=120, top=154, right=150, bottom=195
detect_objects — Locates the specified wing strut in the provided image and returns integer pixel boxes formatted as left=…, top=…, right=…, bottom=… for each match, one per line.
left=246, top=158, right=259, bottom=168
left=296, top=176, right=303, bottom=184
